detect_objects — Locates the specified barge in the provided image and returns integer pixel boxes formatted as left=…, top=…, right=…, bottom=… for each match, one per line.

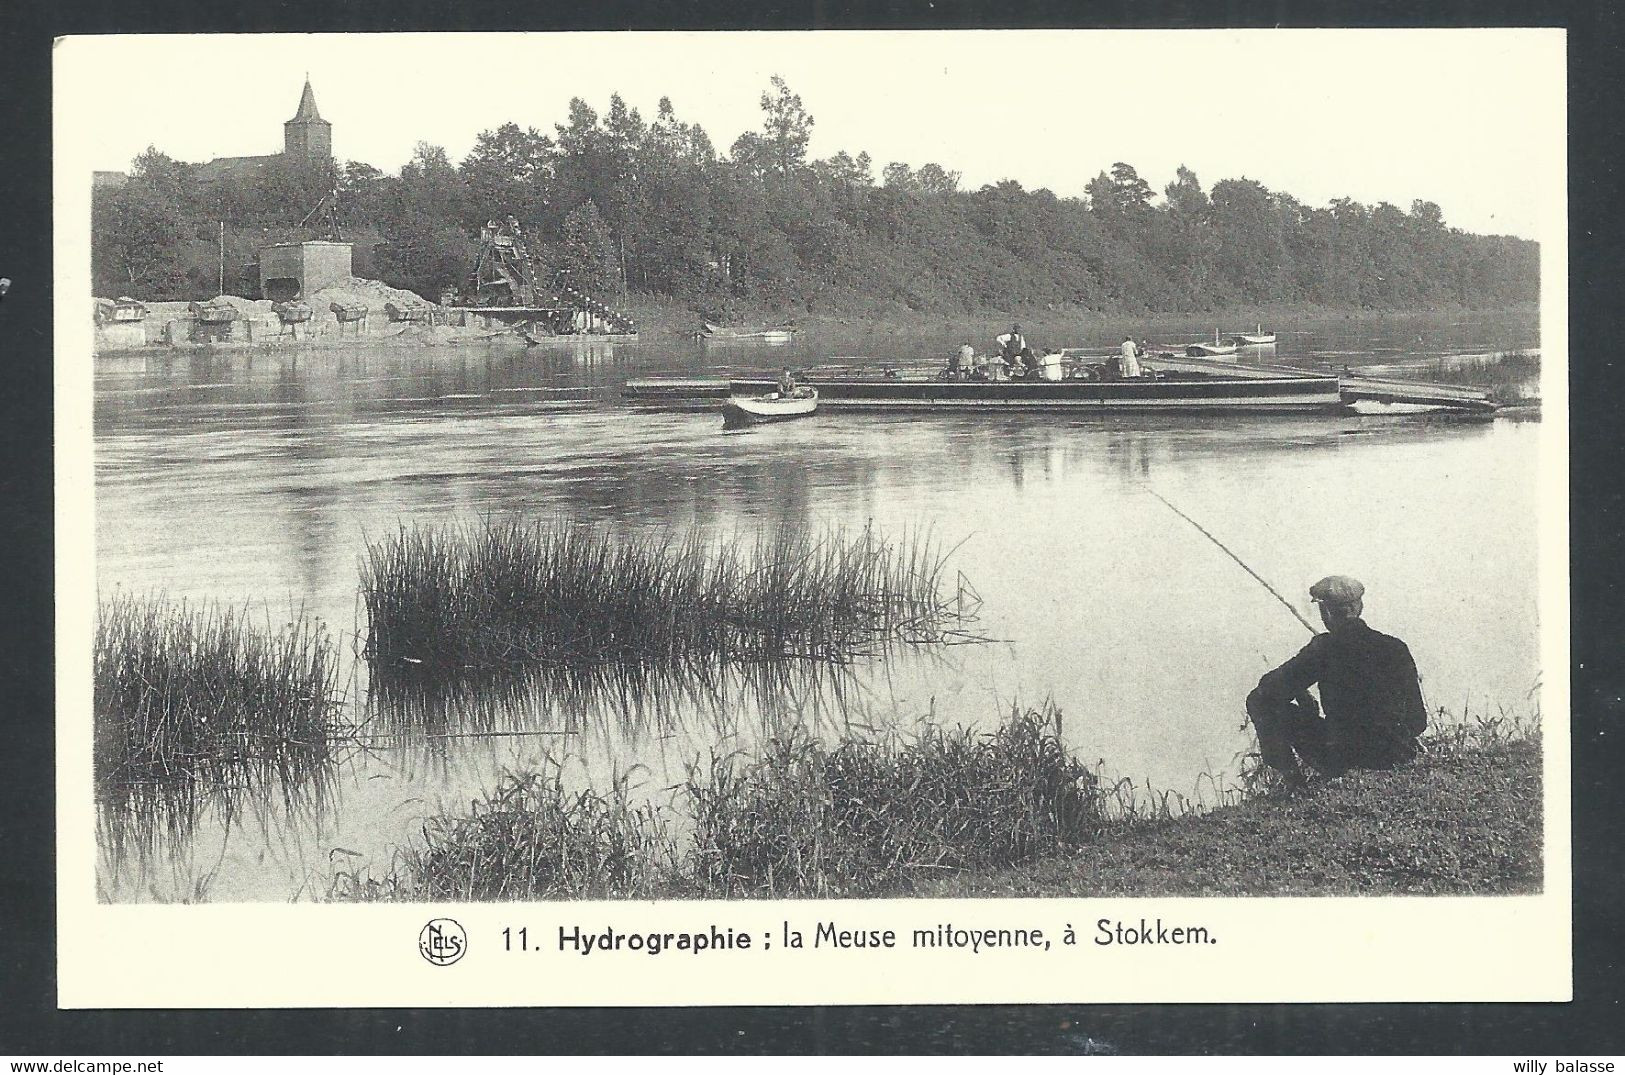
left=626, top=371, right=1343, bottom=413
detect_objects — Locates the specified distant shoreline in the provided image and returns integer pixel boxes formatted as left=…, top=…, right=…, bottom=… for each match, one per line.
left=88, top=298, right=1538, bottom=358
left=625, top=299, right=1540, bottom=343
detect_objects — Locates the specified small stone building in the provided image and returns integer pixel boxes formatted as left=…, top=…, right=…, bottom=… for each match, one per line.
left=259, top=240, right=353, bottom=302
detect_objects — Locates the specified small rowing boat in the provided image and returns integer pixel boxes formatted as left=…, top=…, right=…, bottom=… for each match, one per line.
left=699, top=322, right=798, bottom=344
left=1227, top=325, right=1277, bottom=346
left=722, top=387, right=819, bottom=429
left=1185, top=330, right=1240, bottom=358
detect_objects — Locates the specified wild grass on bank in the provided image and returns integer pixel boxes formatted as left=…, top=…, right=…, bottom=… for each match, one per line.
left=1415, top=349, right=1541, bottom=403
left=336, top=761, right=679, bottom=901
left=689, top=705, right=1096, bottom=896
left=333, top=705, right=1098, bottom=901
left=910, top=715, right=1543, bottom=898
left=1422, top=698, right=1541, bottom=753
left=361, top=519, right=975, bottom=673
left=94, top=593, right=343, bottom=788
left=1084, top=699, right=1543, bottom=830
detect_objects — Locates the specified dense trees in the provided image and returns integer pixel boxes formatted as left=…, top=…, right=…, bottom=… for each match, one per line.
left=92, top=79, right=1539, bottom=314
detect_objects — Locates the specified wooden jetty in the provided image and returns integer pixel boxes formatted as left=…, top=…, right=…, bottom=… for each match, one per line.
left=1150, top=355, right=1498, bottom=413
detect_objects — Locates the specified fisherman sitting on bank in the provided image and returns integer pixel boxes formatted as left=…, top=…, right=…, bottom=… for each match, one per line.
left=1246, top=576, right=1428, bottom=788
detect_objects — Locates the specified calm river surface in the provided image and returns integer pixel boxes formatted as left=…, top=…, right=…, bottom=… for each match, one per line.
left=93, top=312, right=1542, bottom=901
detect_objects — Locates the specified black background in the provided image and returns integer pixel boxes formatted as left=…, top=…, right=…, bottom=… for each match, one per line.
left=2, top=0, right=1621, bottom=1055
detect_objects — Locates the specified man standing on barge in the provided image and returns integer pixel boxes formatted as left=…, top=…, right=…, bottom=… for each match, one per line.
left=1120, top=336, right=1143, bottom=378
left=1246, top=575, right=1428, bottom=787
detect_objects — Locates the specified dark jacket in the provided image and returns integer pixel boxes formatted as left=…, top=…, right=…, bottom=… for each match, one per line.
left=1253, top=618, right=1428, bottom=766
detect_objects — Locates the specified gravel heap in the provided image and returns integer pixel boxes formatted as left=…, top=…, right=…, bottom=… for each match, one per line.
left=204, top=294, right=276, bottom=319
left=307, top=278, right=436, bottom=321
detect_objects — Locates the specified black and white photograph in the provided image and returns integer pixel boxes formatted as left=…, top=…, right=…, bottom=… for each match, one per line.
left=52, top=28, right=1569, bottom=1009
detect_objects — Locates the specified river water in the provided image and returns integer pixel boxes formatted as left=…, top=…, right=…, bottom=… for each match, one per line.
left=92, top=312, right=1543, bottom=901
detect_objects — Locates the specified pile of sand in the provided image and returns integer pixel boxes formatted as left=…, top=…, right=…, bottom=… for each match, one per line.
left=205, top=294, right=276, bottom=319
left=307, top=277, right=436, bottom=321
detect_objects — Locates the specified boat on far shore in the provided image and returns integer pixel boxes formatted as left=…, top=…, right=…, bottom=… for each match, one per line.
left=722, top=387, right=819, bottom=429
left=1226, top=325, right=1278, bottom=346
left=1183, top=330, right=1240, bottom=358
left=699, top=321, right=798, bottom=344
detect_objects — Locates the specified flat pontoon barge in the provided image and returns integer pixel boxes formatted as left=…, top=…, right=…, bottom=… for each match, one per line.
left=625, top=373, right=1343, bottom=413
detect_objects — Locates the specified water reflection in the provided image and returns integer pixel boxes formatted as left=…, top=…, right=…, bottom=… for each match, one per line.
left=95, top=733, right=346, bottom=901
left=358, top=643, right=959, bottom=780
left=98, top=639, right=977, bottom=900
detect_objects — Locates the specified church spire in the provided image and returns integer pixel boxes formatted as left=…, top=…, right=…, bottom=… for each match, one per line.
left=284, top=76, right=332, bottom=160
left=291, top=77, right=322, bottom=122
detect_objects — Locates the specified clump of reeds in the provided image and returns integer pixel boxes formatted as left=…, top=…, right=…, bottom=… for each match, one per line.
left=687, top=704, right=1098, bottom=896
left=332, top=704, right=1099, bottom=901
left=333, top=762, right=679, bottom=901
left=360, top=518, right=974, bottom=673
left=1417, top=349, right=1541, bottom=403
left=94, top=592, right=342, bottom=789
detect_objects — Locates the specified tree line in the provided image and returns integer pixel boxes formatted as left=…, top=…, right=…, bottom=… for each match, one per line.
left=92, top=76, right=1538, bottom=316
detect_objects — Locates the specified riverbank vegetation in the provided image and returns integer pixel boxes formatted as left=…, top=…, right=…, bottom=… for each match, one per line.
left=688, top=707, right=1095, bottom=896
left=333, top=706, right=1099, bottom=900
left=93, top=594, right=346, bottom=873
left=94, top=593, right=343, bottom=789
left=1418, top=349, right=1542, bottom=404
left=337, top=761, right=681, bottom=901
left=360, top=519, right=974, bottom=673
left=331, top=705, right=1541, bottom=901
left=914, top=723, right=1541, bottom=897
left=94, top=77, right=1537, bottom=318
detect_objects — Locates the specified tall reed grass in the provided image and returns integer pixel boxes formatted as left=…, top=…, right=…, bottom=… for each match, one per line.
left=94, top=593, right=342, bottom=788
left=1417, top=349, right=1541, bottom=403
left=335, top=762, right=680, bottom=901
left=333, top=704, right=1098, bottom=901
left=360, top=519, right=974, bottom=672
left=688, top=705, right=1098, bottom=896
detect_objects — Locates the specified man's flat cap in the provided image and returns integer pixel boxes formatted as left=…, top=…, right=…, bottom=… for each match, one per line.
left=1309, top=575, right=1365, bottom=604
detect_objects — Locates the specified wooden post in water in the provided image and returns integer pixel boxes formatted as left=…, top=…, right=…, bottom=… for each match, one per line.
left=217, top=221, right=224, bottom=297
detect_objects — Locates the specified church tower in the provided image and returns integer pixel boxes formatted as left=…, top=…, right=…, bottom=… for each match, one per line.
left=283, top=77, right=332, bottom=161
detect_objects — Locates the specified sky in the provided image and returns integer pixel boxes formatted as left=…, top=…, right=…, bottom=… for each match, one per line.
left=59, top=30, right=1564, bottom=240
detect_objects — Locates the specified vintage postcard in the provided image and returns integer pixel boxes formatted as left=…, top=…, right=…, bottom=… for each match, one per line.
left=55, top=28, right=1569, bottom=1008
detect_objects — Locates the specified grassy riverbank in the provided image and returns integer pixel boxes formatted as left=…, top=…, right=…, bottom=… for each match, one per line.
left=909, top=738, right=1541, bottom=897
left=332, top=707, right=1541, bottom=901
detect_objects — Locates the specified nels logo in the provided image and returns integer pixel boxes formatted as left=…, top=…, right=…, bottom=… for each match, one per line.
left=419, top=918, right=467, bottom=966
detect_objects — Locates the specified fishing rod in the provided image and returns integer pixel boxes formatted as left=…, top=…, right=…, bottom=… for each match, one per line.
left=1138, top=483, right=1318, bottom=636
